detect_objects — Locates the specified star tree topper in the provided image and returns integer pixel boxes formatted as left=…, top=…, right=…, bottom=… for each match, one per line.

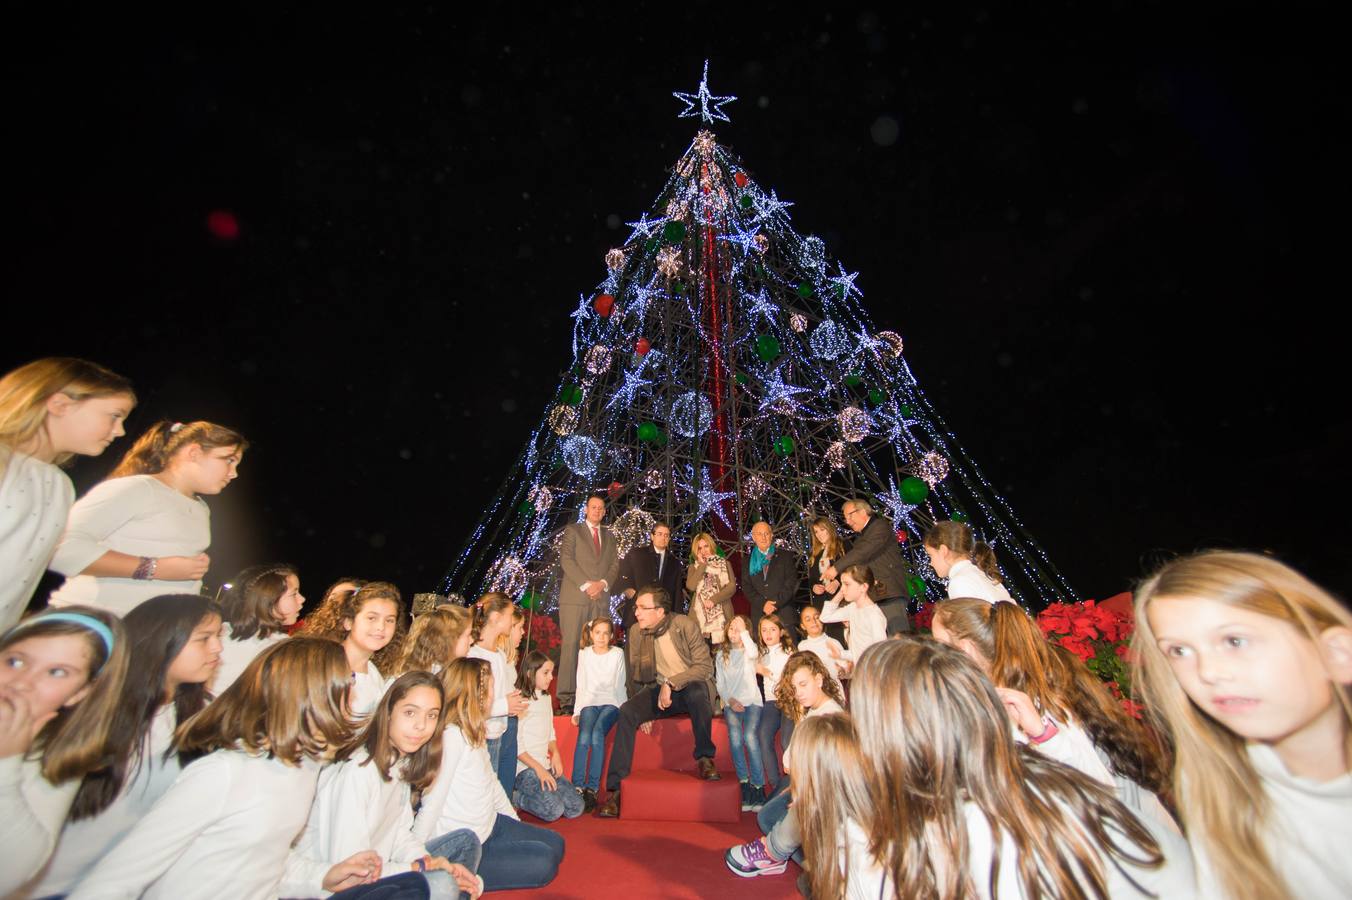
left=673, top=60, right=737, bottom=124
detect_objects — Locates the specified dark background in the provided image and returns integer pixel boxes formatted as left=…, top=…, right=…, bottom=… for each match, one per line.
left=9, top=4, right=1346, bottom=609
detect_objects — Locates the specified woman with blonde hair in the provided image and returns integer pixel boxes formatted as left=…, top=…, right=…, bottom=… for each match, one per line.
left=806, top=515, right=847, bottom=601
left=1134, top=551, right=1352, bottom=899
left=686, top=531, right=735, bottom=647
left=395, top=604, right=473, bottom=675
left=48, top=419, right=247, bottom=617
left=0, top=357, right=135, bottom=630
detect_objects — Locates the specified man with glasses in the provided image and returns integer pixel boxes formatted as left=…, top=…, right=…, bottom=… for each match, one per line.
left=821, top=498, right=913, bottom=635
left=596, top=584, right=720, bottom=818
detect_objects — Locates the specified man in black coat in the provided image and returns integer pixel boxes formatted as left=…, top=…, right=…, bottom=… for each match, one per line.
left=616, top=521, right=683, bottom=629
left=742, top=521, right=802, bottom=636
left=823, top=498, right=913, bottom=635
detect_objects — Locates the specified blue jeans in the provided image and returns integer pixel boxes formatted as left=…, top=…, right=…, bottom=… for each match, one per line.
left=475, top=813, right=565, bottom=891
left=424, top=827, right=483, bottom=874
left=757, top=784, right=804, bottom=864
left=514, top=767, right=585, bottom=821
left=757, top=702, right=795, bottom=791
left=570, top=704, right=619, bottom=790
left=724, top=702, right=766, bottom=786
left=494, top=716, right=519, bottom=800
left=330, top=871, right=430, bottom=900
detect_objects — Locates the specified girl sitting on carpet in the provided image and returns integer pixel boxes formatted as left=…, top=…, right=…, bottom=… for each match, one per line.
left=1134, top=551, right=1352, bottom=899
left=0, top=607, right=128, bottom=895
left=468, top=594, right=527, bottom=798
left=715, top=614, right=766, bottom=811
left=514, top=651, right=584, bottom=822
left=298, top=582, right=404, bottom=717
left=414, top=657, right=564, bottom=892
left=395, top=604, right=474, bottom=675
left=213, top=563, right=303, bottom=693
left=818, top=565, right=888, bottom=677
left=570, top=616, right=626, bottom=812
left=755, top=613, right=796, bottom=793
left=921, top=520, right=1013, bottom=605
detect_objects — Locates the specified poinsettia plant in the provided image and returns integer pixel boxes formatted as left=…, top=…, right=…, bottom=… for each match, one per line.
left=522, top=611, right=563, bottom=661
left=1037, top=599, right=1143, bottom=719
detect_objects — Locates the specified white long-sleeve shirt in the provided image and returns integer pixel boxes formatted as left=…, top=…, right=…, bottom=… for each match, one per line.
left=944, top=559, right=1014, bottom=605
left=48, top=475, right=211, bottom=616
left=715, top=632, right=762, bottom=708
left=758, top=644, right=791, bottom=703
left=819, top=598, right=887, bottom=662
left=0, top=449, right=75, bottom=631
left=0, top=753, right=81, bottom=896
left=516, top=694, right=558, bottom=775
left=412, top=727, right=517, bottom=845
left=574, top=645, right=626, bottom=711
left=348, top=660, right=389, bottom=719
left=798, top=634, right=847, bottom=684
left=783, top=698, right=845, bottom=772
left=281, top=750, right=428, bottom=898
left=211, top=625, right=287, bottom=695
left=467, top=646, right=510, bottom=739
left=29, top=705, right=182, bottom=897
left=66, top=750, right=321, bottom=900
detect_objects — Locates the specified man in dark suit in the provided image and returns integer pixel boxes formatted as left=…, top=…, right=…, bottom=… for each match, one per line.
left=742, top=521, right=801, bottom=636
left=557, top=493, right=620, bottom=713
left=823, top=498, right=913, bottom=635
left=616, top=521, right=683, bottom=629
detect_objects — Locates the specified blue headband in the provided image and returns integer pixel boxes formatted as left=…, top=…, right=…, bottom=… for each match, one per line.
left=8, top=612, right=116, bottom=662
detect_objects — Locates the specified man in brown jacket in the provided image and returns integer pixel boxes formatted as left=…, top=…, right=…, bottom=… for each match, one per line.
left=596, top=583, right=720, bottom=817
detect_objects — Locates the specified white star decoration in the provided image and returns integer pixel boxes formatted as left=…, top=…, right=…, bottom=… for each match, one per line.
left=673, top=60, right=737, bottom=124
left=745, top=285, right=779, bottom=322
left=828, top=262, right=863, bottom=299
left=719, top=220, right=762, bottom=255
left=680, top=465, right=737, bottom=529
left=758, top=367, right=812, bottom=417
left=754, top=189, right=794, bottom=222
left=625, top=212, right=665, bottom=243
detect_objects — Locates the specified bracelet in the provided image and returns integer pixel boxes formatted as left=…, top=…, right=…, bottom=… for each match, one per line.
left=132, top=557, right=158, bottom=581
left=413, top=857, right=427, bottom=872
left=1028, top=717, right=1060, bottom=745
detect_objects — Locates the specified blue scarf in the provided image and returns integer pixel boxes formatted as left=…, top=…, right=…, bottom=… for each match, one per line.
left=749, top=544, right=774, bottom=576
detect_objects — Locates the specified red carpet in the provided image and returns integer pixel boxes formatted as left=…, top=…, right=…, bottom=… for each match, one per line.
left=491, top=809, right=800, bottom=899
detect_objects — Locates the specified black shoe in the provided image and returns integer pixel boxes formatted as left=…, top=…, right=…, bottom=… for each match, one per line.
left=556, top=701, right=574, bottom=716
left=596, top=789, right=620, bottom=818
left=748, top=784, right=766, bottom=811
left=739, top=781, right=751, bottom=810
left=581, top=788, right=597, bottom=813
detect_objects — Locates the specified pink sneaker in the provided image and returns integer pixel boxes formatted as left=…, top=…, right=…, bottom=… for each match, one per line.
left=725, top=837, right=789, bottom=877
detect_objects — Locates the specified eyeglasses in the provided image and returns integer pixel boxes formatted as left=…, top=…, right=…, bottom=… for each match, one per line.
left=635, top=605, right=657, bottom=611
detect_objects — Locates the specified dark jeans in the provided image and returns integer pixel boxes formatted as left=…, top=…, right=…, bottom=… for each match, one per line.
left=605, top=680, right=716, bottom=791
left=757, top=701, right=796, bottom=792
left=878, top=597, right=911, bottom=635
left=570, top=703, right=620, bottom=790
left=494, top=715, right=519, bottom=800
left=330, top=871, right=429, bottom=900
left=477, top=813, right=565, bottom=891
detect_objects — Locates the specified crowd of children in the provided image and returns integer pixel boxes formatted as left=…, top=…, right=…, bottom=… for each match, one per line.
left=3, top=356, right=1351, bottom=899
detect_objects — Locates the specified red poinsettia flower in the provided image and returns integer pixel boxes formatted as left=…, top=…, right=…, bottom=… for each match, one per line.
left=1058, top=635, right=1095, bottom=663
left=1038, top=603, right=1074, bottom=637
left=912, top=603, right=936, bottom=630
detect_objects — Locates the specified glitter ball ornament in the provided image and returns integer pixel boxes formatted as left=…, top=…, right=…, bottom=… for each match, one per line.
left=875, top=330, right=904, bottom=358
left=810, top=319, right=850, bottom=361
left=605, top=248, right=626, bottom=270
left=656, top=246, right=683, bottom=278
left=665, top=199, right=690, bottom=221
left=593, top=294, right=616, bottom=317
left=585, top=344, right=613, bottom=375
left=754, top=233, right=769, bottom=253
left=643, top=467, right=664, bottom=491
left=744, top=474, right=769, bottom=499
left=548, top=405, right=578, bottom=436
left=562, top=435, right=601, bottom=477
left=529, top=485, right=554, bottom=512
left=826, top=441, right=848, bottom=469
left=669, top=391, right=713, bottom=438
left=916, top=451, right=951, bottom=487
left=613, top=507, right=658, bottom=558
left=486, top=556, right=527, bottom=597
left=838, top=407, right=873, bottom=443
left=789, top=313, right=808, bottom=333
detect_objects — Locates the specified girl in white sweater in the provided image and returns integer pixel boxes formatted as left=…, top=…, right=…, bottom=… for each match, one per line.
left=1135, top=551, right=1352, bottom=900
left=25, top=594, right=221, bottom=899
left=212, top=564, right=304, bottom=694
left=922, top=520, right=1014, bottom=605
left=754, top=613, right=795, bottom=793
left=715, top=614, right=766, bottom=811
left=298, top=582, right=405, bottom=718
left=0, top=607, right=129, bottom=896
left=818, top=564, right=888, bottom=676
left=569, top=617, right=625, bottom=810
left=413, top=657, right=564, bottom=892
left=285, top=670, right=482, bottom=900
left=65, top=637, right=364, bottom=900
left=467, top=593, right=526, bottom=797
left=0, top=357, right=135, bottom=631
left=513, top=651, right=584, bottom=822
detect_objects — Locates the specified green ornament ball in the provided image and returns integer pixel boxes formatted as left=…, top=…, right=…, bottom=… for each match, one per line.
left=560, top=385, right=583, bottom=405
left=952, top=510, right=969, bottom=523
left=645, top=237, right=660, bottom=253
left=662, top=220, right=687, bottom=243
left=672, top=280, right=685, bottom=295
left=843, top=374, right=863, bottom=387
left=868, top=388, right=885, bottom=405
left=898, top=403, right=913, bottom=417
left=739, top=195, right=754, bottom=209
left=773, top=435, right=795, bottom=456
left=734, top=373, right=749, bottom=385
left=906, top=576, right=927, bottom=598
left=517, top=500, right=534, bottom=516
left=637, top=422, right=659, bottom=443
left=900, top=476, right=929, bottom=504
left=754, top=334, right=781, bottom=362
left=519, top=590, right=542, bottom=611
left=796, top=282, right=814, bottom=299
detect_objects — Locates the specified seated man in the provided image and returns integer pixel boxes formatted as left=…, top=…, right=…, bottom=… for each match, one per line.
left=596, top=583, right=720, bottom=818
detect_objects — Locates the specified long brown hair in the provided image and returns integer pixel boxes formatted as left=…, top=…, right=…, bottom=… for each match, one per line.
left=807, top=516, right=845, bottom=565
left=173, top=637, right=354, bottom=766
left=471, top=592, right=515, bottom=643
left=221, top=564, right=297, bottom=641
left=1133, top=551, right=1352, bottom=900
left=851, top=639, right=1162, bottom=900
left=793, top=713, right=872, bottom=900
left=756, top=612, right=796, bottom=655
left=1, top=607, right=129, bottom=784
left=717, top=613, right=754, bottom=661
left=0, top=357, right=135, bottom=469
left=108, top=419, right=247, bottom=479
left=924, top=520, right=1002, bottom=583
left=395, top=605, right=471, bottom=675
left=297, top=581, right=406, bottom=673
left=340, top=670, right=444, bottom=793
left=774, top=650, right=846, bottom=722
left=439, top=657, right=492, bottom=748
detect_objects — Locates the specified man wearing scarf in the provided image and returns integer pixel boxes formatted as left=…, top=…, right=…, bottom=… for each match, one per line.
left=596, top=584, right=720, bottom=818
left=742, top=521, right=802, bottom=636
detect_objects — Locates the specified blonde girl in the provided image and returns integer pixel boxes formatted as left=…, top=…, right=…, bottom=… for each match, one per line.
left=48, top=419, right=247, bottom=617
left=1134, top=551, right=1352, bottom=899
left=716, top=613, right=766, bottom=810
left=212, top=563, right=304, bottom=693
left=569, top=616, right=626, bottom=810
left=395, top=604, right=474, bottom=675
left=0, top=358, right=135, bottom=630
left=514, top=650, right=584, bottom=822
left=298, top=581, right=405, bottom=717
left=755, top=613, right=796, bottom=792
left=414, top=658, right=564, bottom=892
left=65, top=637, right=360, bottom=900
left=806, top=515, right=846, bottom=599
left=686, top=532, right=735, bottom=646
left=845, top=638, right=1192, bottom=900
left=469, top=593, right=527, bottom=798
left=819, top=564, right=888, bottom=676
left=0, top=607, right=129, bottom=895
left=922, top=520, right=1013, bottom=604
left=786, top=713, right=873, bottom=900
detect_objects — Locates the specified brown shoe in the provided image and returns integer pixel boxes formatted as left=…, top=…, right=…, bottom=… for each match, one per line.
left=581, top=788, right=597, bottom=813
left=697, top=757, right=722, bottom=781
left=596, top=789, right=620, bottom=818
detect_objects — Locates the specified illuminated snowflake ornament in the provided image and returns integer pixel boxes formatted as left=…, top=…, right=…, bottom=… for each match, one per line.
left=605, top=248, right=626, bottom=270
left=838, top=407, right=873, bottom=443
left=585, top=345, right=613, bottom=375
left=656, top=246, right=683, bottom=278
left=875, top=330, right=904, bottom=358
left=529, top=485, right=554, bottom=512
left=744, top=474, right=769, bottom=499
left=790, top=313, right=808, bottom=333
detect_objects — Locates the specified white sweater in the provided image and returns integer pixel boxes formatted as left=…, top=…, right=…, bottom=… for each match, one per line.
left=945, top=559, right=1014, bottom=605
left=412, top=727, right=517, bottom=844
left=714, top=632, right=762, bottom=708
left=574, top=645, right=627, bottom=711
left=29, top=705, right=182, bottom=897
left=798, top=634, right=847, bottom=684
left=516, top=694, right=558, bottom=775
left=818, top=598, right=887, bottom=662
left=0, top=753, right=81, bottom=896
left=349, top=660, right=389, bottom=719
left=759, top=644, right=791, bottom=703
left=783, top=697, right=845, bottom=772
left=0, top=449, right=74, bottom=631
left=467, top=646, right=510, bottom=739
left=282, top=750, right=428, bottom=897
left=66, top=751, right=321, bottom=900
left=48, top=475, right=211, bottom=616
left=212, top=625, right=287, bottom=695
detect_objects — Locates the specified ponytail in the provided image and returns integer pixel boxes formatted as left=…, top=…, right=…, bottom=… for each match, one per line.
left=924, top=520, right=1003, bottom=584
left=108, top=419, right=247, bottom=479
left=970, top=541, right=1003, bottom=584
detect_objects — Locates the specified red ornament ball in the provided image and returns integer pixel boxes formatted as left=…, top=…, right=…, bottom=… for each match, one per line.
left=896, top=529, right=909, bottom=544
left=594, top=294, right=615, bottom=317
left=607, top=480, right=624, bottom=499
left=734, top=171, right=749, bottom=188
left=205, top=210, right=239, bottom=241
left=635, top=337, right=651, bottom=356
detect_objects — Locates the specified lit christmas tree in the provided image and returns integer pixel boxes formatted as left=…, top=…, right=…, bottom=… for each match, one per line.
left=442, top=63, right=1075, bottom=615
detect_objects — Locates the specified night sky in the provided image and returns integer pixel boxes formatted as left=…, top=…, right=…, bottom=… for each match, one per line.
left=10, top=5, right=1346, bottom=610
